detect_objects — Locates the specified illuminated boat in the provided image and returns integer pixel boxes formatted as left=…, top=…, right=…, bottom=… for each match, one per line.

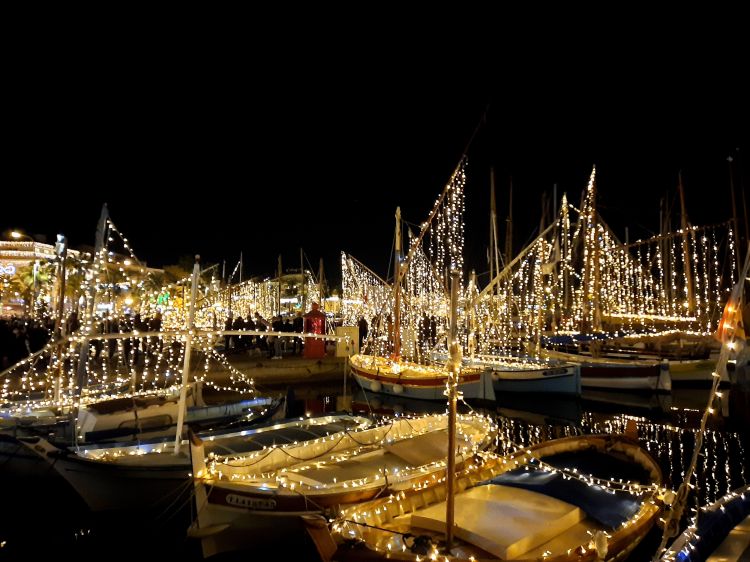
left=660, top=484, right=750, bottom=561
left=539, top=344, right=671, bottom=392
left=320, top=433, right=665, bottom=562
left=189, top=412, right=496, bottom=558
left=15, top=413, right=370, bottom=513
left=350, top=354, right=495, bottom=401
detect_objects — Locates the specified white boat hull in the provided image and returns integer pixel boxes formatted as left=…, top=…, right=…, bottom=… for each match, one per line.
left=490, top=365, right=581, bottom=395
left=350, top=364, right=495, bottom=401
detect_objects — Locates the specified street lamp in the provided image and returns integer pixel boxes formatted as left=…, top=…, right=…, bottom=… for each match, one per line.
left=10, top=230, right=33, bottom=242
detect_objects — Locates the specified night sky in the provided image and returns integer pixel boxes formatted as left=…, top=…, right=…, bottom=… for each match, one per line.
left=4, top=62, right=747, bottom=289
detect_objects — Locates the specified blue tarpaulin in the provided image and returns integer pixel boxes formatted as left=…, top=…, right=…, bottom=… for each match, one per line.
left=482, top=461, right=643, bottom=529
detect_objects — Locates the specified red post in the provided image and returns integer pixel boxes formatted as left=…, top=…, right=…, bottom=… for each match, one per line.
left=303, top=302, right=326, bottom=359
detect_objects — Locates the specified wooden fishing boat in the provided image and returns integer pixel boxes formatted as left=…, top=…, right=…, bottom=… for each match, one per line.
left=315, top=433, right=664, bottom=562
left=189, top=412, right=496, bottom=558
left=350, top=354, right=495, bottom=401
left=15, top=413, right=370, bottom=512
left=539, top=346, right=671, bottom=392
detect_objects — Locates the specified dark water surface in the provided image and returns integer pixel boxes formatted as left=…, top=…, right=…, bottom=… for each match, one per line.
left=2, top=378, right=748, bottom=561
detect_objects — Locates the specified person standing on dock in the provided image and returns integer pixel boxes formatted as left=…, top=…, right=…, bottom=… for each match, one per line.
left=357, top=316, right=368, bottom=352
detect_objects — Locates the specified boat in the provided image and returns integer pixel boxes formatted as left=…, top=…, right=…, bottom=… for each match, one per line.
left=72, top=382, right=278, bottom=443
left=316, top=433, right=665, bottom=561
left=488, top=362, right=580, bottom=395
left=350, top=354, right=494, bottom=401
left=539, top=343, right=671, bottom=392
left=470, top=354, right=581, bottom=395
left=544, top=333, right=724, bottom=388
left=660, top=484, right=750, bottom=561
left=1, top=258, right=271, bottom=447
left=349, top=162, right=495, bottom=403
left=14, top=412, right=371, bottom=512
left=189, top=411, right=496, bottom=558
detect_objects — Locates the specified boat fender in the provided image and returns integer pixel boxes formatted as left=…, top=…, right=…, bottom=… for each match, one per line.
left=370, top=381, right=382, bottom=392
left=392, top=384, right=404, bottom=394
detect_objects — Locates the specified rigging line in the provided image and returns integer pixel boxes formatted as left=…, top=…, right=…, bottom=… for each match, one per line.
left=150, top=478, right=196, bottom=523
left=345, top=253, right=391, bottom=287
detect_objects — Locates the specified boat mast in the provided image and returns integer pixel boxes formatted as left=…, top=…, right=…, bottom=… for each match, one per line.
left=318, top=257, right=325, bottom=312
left=300, top=247, right=306, bottom=312
left=174, top=255, right=200, bottom=455
left=445, top=269, right=460, bottom=549
left=393, top=207, right=402, bottom=358
left=504, top=177, right=513, bottom=268
left=277, top=254, right=282, bottom=315
left=678, top=172, right=695, bottom=315
left=489, top=168, right=501, bottom=281
left=582, top=168, right=601, bottom=332
left=728, top=155, right=741, bottom=268
left=561, top=193, right=571, bottom=323
left=469, top=269, right=477, bottom=362
left=72, top=204, right=109, bottom=441
left=52, top=234, right=68, bottom=405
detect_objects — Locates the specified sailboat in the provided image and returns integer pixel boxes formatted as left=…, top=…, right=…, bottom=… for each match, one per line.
left=309, top=268, right=666, bottom=561
left=349, top=161, right=495, bottom=402
left=1, top=254, right=270, bottom=449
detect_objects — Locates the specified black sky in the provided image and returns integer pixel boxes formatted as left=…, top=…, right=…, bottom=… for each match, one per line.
left=4, top=49, right=748, bottom=288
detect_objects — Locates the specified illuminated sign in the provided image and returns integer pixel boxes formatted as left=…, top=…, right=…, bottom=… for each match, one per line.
left=0, top=264, right=16, bottom=276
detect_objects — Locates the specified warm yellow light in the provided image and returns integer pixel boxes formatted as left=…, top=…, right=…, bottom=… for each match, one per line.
left=124, top=297, right=134, bottom=306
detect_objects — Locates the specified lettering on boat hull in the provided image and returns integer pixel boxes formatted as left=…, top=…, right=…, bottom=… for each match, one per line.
left=225, top=494, right=277, bottom=511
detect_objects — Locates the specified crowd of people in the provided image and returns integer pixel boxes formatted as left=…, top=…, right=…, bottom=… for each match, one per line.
left=223, top=311, right=305, bottom=358
left=2, top=304, right=355, bottom=371
left=0, top=311, right=167, bottom=372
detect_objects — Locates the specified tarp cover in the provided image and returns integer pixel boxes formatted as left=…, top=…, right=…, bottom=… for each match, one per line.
left=482, top=457, right=643, bottom=529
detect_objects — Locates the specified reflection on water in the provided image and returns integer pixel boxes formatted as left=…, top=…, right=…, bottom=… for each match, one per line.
left=353, top=384, right=749, bottom=507
left=1, top=378, right=748, bottom=560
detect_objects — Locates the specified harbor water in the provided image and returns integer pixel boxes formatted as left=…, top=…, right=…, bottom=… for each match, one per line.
left=1, top=370, right=748, bottom=561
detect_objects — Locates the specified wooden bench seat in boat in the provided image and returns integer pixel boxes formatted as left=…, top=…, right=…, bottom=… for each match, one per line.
left=408, top=484, right=585, bottom=560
